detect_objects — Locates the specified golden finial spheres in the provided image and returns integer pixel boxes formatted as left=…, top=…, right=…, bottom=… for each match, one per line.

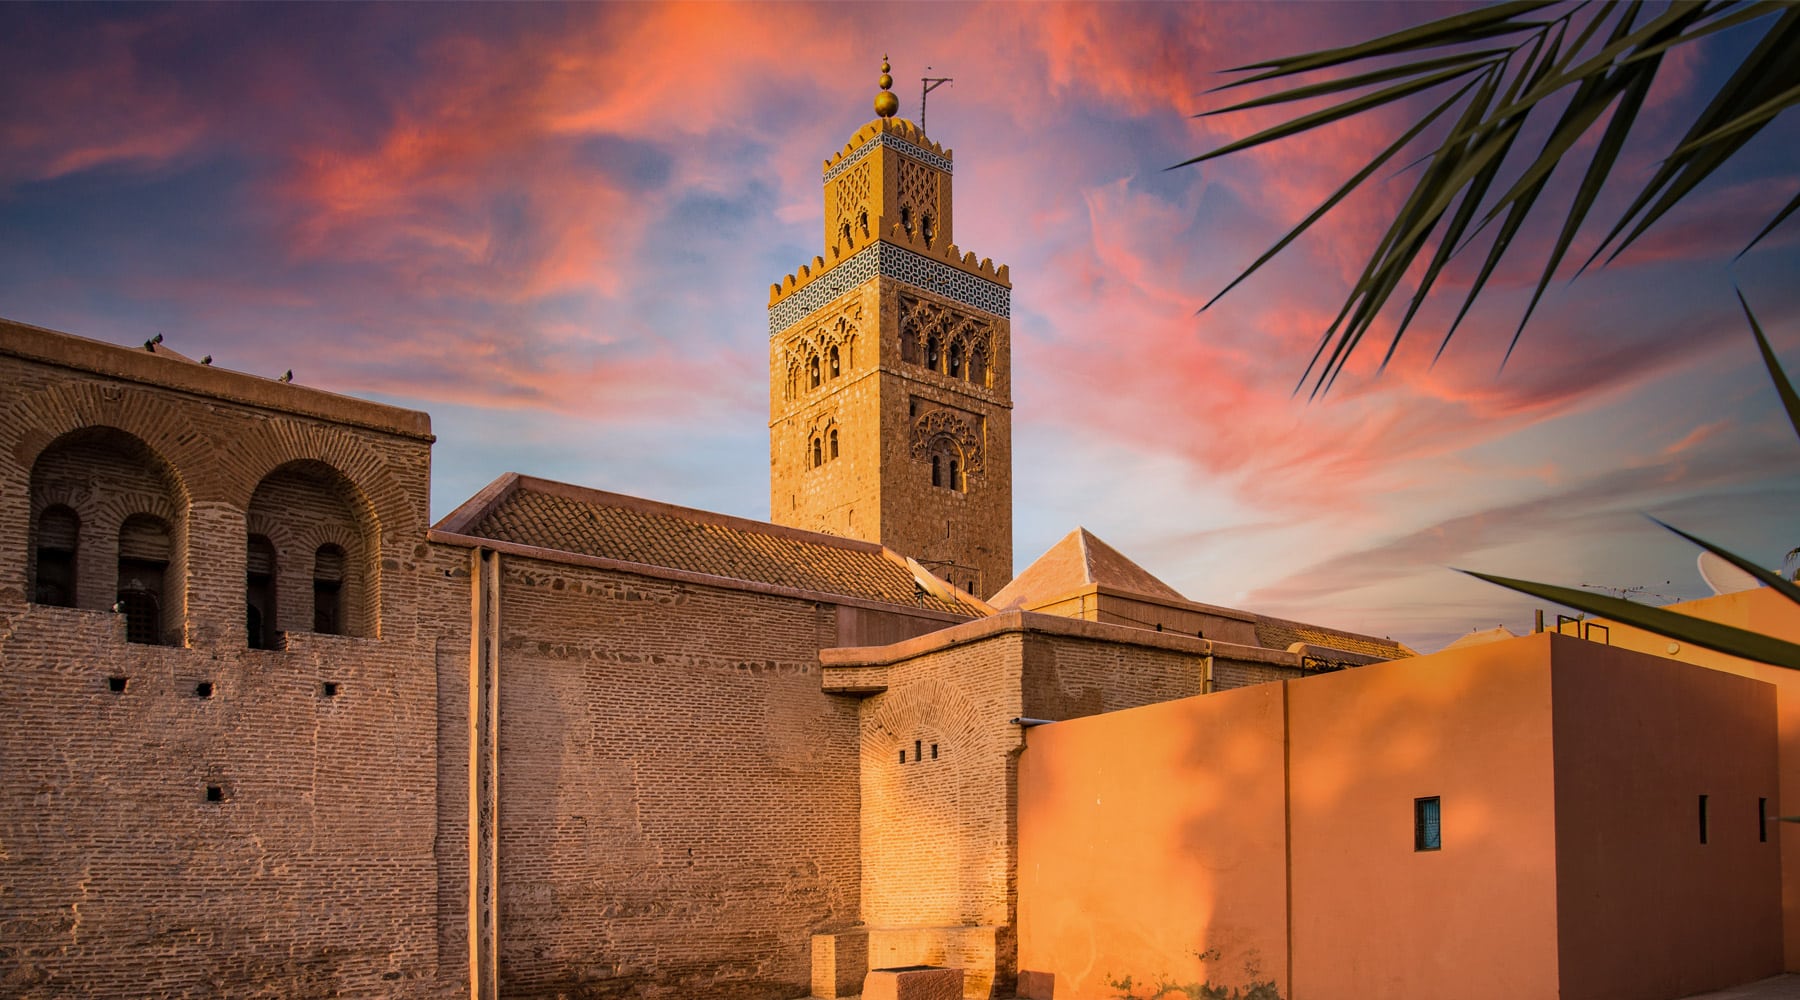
left=875, top=55, right=899, bottom=118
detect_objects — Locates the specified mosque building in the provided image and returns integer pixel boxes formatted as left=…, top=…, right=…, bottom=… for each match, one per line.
left=0, top=62, right=1790, bottom=1000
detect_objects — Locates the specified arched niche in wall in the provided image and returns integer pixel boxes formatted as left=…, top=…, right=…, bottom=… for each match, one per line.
left=28, top=426, right=189, bottom=642
left=245, top=459, right=380, bottom=641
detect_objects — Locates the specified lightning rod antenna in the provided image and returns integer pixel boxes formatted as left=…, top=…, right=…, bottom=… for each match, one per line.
left=920, top=69, right=953, bottom=134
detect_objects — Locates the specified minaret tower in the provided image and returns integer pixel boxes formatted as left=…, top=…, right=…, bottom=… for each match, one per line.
left=768, top=57, right=1013, bottom=599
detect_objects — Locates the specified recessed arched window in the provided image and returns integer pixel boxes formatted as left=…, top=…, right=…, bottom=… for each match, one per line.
left=968, top=345, right=988, bottom=386
left=31, top=426, right=187, bottom=625
left=840, top=221, right=853, bottom=247
left=812, top=437, right=823, bottom=469
left=921, top=212, right=936, bottom=247
left=858, top=210, right=869, bottom=237
left=928, top=437, right=965, bottom=493
left=313, top=544, right=345, bottom=635
left=948, top=341, right=964, bottom=379
left=248, top=460, right=378, bottom=640
left=33, top=505, right=79, bottom=607
left=117, top=513, right=172, bottom=645
left=900, top=205, right=914, bottom=236
left=926, top=336, right=941, bottom=372
left=246, top=535, right=277, bottom=649
left=809, top=355, right=821, bottom=388
left=829, top=428, right=839, bottom=460
left=830, top=345, right=841, bottom=378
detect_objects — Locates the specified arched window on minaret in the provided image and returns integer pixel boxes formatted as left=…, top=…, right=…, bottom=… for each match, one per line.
left=948, top=340, right=964, bottom=379
left=830, top=345, right=841, bottom=378
left=926, top=336, right=941, bottom=372
left=809, top=355, right=821, bottom=388
left=829, top=428, right=839, bottom=460
left=928, top=437, right=966, bottom=493
left=812, top=437, right=823, bottom=469
left=858, top=210, right=870, bottom=238
left=840, top=221, right=853, bottom=249
left=921, top=212, right=936, bottom=247
left=900, top=205, right=914, bottom=236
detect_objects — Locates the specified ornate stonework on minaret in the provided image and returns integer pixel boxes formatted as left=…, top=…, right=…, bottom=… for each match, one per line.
left=768, top=57, right=1013, bottom=599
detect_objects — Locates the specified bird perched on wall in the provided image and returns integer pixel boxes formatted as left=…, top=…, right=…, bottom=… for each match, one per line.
left=143, top=333, right=163, bottom=350
left=200, top=355, right=212, bottom=365
left=278, top=370, right=293, bottom=383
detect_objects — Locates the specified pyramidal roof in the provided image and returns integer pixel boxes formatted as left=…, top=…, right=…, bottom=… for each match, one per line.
left=991, top=527, right=1186, bottom=610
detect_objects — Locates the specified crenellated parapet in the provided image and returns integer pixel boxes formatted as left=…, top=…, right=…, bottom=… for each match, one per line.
left=767, top=232, right=1010, bottom=336
left=822, top=117, right=953, bottom=181
left=769, top=226, right=1009, bottom=303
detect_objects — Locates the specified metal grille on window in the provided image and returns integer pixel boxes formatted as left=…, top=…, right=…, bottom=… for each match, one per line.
left=1414, top=796, right=1441, bottom=851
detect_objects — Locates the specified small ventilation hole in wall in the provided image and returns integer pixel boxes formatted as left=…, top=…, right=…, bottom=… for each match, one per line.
left=322, top=681, right=339, bottom=698
left=108, top=676, right=128, bottom=694
left=931, top=743, right=939, bottom=760
left=205, top=785, right=223, bottom=803
left=195, top=681, right=213, bottom=699
left=914, top=739, right=922, bottom=763
left=898, top=749, right=906, bottom=764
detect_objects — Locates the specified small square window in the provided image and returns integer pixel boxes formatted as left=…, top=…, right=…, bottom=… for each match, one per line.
left=1414, top=796, right=1441, bottom=852
left=195, top=681, right=213, bottom=699
left=205, top=785, right=224, bottom=803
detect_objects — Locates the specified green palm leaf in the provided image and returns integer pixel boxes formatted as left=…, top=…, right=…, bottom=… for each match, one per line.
left=1189, top=0, right=1798, bottom=392
left=1460, top=570, right=1800, bottom=670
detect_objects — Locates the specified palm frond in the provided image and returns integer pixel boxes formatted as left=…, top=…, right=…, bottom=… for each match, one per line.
left=1742, top=289, right=1800, bottom=442
left=1460, top=569, right=1800, bottom=670
left=1188, top=0, right=1798, bottom=394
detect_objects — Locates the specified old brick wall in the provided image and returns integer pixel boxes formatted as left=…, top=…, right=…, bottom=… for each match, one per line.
left=0, top=331, right=446, bottom=999
left=855, top=629, right=1024, bottom=1000
left=460, top=551, right=869, bottom=1000
left=1018, top=631, right=1207, bottom=721
left=1211, top=655, right=1304, bottom=691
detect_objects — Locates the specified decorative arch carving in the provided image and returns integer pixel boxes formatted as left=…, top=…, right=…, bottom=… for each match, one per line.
left=910, top=404, right=984, bottom=476
left=897, top=294, right=992, bottom=386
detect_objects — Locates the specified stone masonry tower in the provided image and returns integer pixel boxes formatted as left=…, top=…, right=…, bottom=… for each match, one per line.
left=768, top=59, right=1013, bottom=599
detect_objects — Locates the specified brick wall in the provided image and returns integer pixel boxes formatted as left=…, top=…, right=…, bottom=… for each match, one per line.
left=0, top=334, right=444, bottom=999
left=458, top=551, right=869, bottom=1000
left=843, top=615, right=1226, bottom=998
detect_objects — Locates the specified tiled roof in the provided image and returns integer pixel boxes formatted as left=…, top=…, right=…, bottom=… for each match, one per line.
left=1254, top=617, right=1414, bottom=660
left=992, top=527, right=1186, bottom=609
left=450, top=476, right=985, bottom=618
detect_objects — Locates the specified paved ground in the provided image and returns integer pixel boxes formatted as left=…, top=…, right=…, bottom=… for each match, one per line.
left=1686, top=976, right=1800, bottom=999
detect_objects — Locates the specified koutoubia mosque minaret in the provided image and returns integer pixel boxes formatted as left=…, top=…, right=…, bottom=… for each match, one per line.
left=767, top=58, right=1014, bottom=599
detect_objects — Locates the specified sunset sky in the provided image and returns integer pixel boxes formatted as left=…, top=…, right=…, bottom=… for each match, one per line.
left=3, top=2, right=1795, bottom=651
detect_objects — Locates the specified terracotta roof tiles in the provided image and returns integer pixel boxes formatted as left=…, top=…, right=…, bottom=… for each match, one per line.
left=443, top=476, right=985, bottom=618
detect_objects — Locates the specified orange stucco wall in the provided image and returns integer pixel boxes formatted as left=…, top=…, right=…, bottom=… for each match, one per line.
left=1287, top=636, right=1563, bottom=1000
left=1017, top=632, right=1783, bottom=1000
left=1549, top=639, right=1780, bottom=1000
left=1015, top=682, right=1289, bottom=999
left=1590, top=588, right=1800, bottom=970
